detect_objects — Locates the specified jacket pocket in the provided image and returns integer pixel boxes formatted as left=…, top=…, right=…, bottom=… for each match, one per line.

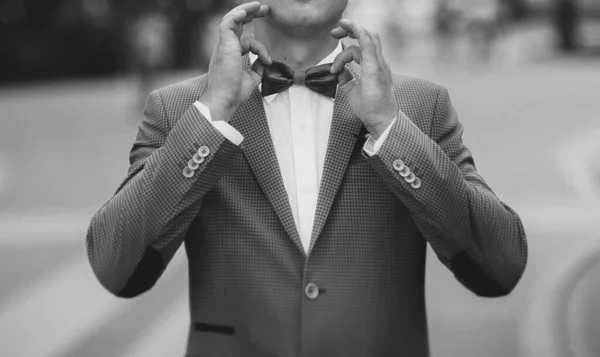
left=194, top=322, right=235, bottom=335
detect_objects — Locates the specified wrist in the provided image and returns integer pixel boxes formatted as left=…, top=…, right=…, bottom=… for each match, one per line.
left=365, top=119, right=394, bottom=141
left=198, top=93, right=236, bottom=123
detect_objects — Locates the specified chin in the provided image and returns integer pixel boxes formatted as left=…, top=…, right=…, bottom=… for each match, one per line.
left=266, top=0, right=347, bottom=32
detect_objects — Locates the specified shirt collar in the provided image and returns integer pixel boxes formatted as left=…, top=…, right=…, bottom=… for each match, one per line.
left=249, top=41, right=343, bottom=104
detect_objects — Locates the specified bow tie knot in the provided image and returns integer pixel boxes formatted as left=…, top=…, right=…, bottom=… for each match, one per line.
left=293, top=71, right=306, bottom=86
left=252, top=60, right=338, bottom=99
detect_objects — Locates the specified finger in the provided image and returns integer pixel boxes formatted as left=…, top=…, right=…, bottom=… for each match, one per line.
left=372, top=32, right=386, bottom=63
left=221, top=10, right=246, bottom=33
left=241, top=37, right=272, bottom=65
left=222, top=2, right=268, bottom=30
left=239, top=4, right=270, bottom=24
left=337, top=19, right=375, bottom=54
left=254, top=4, right=270, bottom=18
left=372, top=32, right=392, bottom=72
left=373, top=32, right=383, bottom=55
left=224, top=1, right=262, bottom=19
left=330, top=27, right=357, bottom=40
left=368, top=31, right=386, bottom=68
left=330, top=45, right=361, bottom=74
left=248, top=60, right=265, bottom=87
left=208, top=42, right=218, bottom=74
left=338, top=67, right=357, bottom=91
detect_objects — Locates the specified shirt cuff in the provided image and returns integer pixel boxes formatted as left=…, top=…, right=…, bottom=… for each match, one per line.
left=193, top=101, right=244, bottom=146
left=363, top=118, right=396, bottom=156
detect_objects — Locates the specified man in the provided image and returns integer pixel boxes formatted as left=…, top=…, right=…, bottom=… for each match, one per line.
left=86, top=1, right=528, bottom=356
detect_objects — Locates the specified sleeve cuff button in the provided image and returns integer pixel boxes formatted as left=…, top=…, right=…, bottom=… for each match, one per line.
left=183, top=167, right=195, bottom=178
left=393, top=159, right=405, bottom=172
left=192, top=153, right=205, bottom=165
left=198, top=146, right=210, bottom=158
left=411, top=177, right=422, bottom=189
left=399, top=166, right=411, bottom=178
left=188, top=159, right=200, bottom=170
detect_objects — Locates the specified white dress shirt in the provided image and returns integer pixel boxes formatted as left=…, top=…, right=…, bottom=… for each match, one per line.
left=194, top=42, right=395, bottom=253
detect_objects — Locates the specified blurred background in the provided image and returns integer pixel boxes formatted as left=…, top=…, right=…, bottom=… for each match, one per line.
left=1, top=0, right=600, bottom=356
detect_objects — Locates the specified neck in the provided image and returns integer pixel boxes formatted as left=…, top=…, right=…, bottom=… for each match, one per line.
left=253, top=21, right=339, bottom=72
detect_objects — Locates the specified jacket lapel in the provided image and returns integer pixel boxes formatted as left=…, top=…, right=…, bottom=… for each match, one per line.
left=229, top=87, right=305, bottom=256
left=308, top=62, right=364, bottom=255
left=222, top=56, right=363, bottom=257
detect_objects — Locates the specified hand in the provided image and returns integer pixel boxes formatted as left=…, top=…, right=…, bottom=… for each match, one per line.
left=330, top=19, right=399, bottom=140
left=199, top=1, right=272, bottom=122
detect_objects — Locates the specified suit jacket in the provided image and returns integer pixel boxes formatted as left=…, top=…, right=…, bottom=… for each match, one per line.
left=86, top=60, right=528, bottom=357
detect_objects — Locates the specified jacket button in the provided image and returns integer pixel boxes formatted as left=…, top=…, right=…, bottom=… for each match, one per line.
left=305, top=283, right=319, bottom=300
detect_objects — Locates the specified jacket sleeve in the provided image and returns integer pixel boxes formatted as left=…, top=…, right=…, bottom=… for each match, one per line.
left=365, top=86, right=528, bottom=297
left=86, top=89, right=242, bottom=298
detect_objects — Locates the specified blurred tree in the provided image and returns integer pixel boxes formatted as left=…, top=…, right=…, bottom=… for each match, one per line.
left=552, top=0, right=581, bottom=52
left=0, top=0, right=235, bottom=84
left=501, top=0, right=529, bottom=20
left=0, top=0, right=119, bottom=83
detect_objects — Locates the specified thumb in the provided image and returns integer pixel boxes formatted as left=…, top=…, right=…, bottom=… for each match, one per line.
left=240, top=60, right=265, bottom=101
left=338, top=67, right=357, bottom=95
left=248, top=60, right=265, bottom=88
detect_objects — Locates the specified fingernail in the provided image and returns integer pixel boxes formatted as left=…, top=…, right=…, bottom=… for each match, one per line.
left=330, top=65, right=335, bottom=73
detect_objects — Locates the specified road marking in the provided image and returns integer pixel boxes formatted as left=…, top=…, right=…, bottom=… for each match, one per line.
left=0, top=244, right=186, bottom=357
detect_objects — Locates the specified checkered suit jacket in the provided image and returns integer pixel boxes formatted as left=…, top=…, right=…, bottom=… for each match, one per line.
left=87, top=59, right=528, bottom=357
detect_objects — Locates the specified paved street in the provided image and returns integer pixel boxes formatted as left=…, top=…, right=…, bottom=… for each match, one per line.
left=1, top=40, right=600, bottom=356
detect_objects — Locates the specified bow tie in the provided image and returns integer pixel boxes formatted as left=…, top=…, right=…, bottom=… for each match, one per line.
left=252, top=60, right=338, bottom=99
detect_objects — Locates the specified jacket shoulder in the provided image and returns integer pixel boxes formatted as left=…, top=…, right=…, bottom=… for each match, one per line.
left=148, top=74, right=208, bottom=126
left=390, top=74, right=447, bottom=130
left=153, top=74, right=208, bottom=106
left=392, top=73, right=446, bottom=100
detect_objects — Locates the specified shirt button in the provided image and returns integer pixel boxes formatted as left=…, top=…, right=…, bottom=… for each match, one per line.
left=299, top=125, right=308, bottom=132
left=305, top=283, right=319, bottom=300
left=302, top=185, right=311, bottom=194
